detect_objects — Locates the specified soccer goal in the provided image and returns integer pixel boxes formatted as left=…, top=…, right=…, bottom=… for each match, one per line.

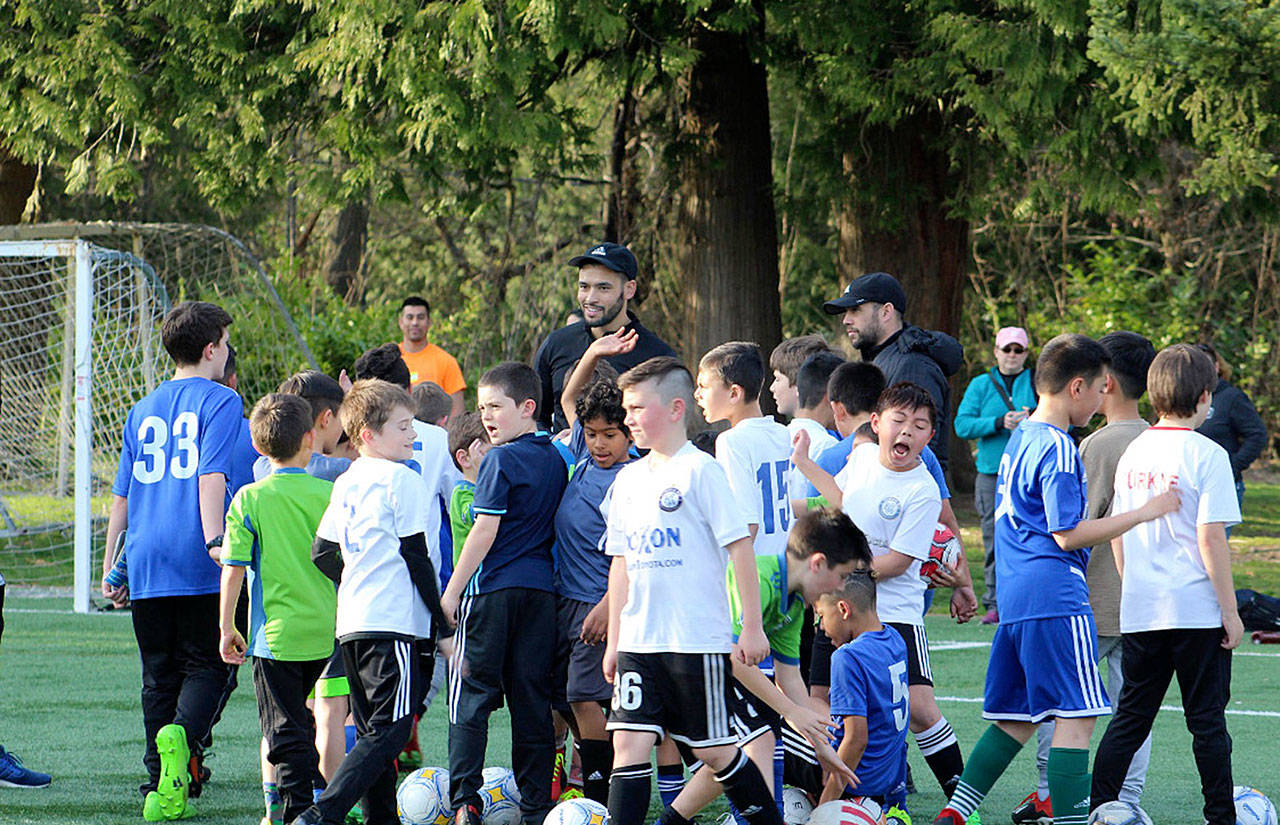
left=0, top=223, right=317, bottom=613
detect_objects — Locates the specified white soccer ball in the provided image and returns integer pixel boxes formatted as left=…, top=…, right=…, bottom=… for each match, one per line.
left=1087, top=800, right=1153, bottom=825
left=544, top=796, right=610, bottom=825
left=782, top=786, right=815, bottom=825
left=480, top=766, right=522, bottom=825
left=1235, top=786, right=1279, bottom=825
left=397, top=766, right=452, bottom=825
left=809, top=797, right=885, bottom=825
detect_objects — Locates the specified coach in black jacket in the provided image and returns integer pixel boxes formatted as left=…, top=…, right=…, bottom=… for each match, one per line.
left=1195, top=343, right=1267, bottom=515
left=824, top=272, right=964, bottom=471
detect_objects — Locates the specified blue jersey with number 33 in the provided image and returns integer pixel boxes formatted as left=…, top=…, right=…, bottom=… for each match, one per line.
left=112, top=377, right=242, bottom=599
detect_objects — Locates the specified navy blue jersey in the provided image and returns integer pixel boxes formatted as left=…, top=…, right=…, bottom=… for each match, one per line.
left=111, top=377, right=242, bottom=599
left=829, top=626, right=910, bottom=799
left=806, top=435, right=949, bottom=500
left=554, top=421, right=631, bottom=603
left=993, top=420, right=1091, bottom=622
left=468, top=431, right=569, bottom=595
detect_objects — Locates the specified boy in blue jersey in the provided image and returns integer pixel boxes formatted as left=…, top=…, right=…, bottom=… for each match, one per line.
left=555, top=334, right=638, bottom=805
left=933, top=334, right=1179, bottom=825
left=815, top=568, right=909, bottom=815
left=440, top=362, right=570, bottom=825
left=102, top=301, right=242, bottom=821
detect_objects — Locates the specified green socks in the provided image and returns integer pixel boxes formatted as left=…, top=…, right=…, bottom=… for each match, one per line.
left=1047, top=747, right=1091, bottom=825
left=945, top=725, right=1023, bottom=819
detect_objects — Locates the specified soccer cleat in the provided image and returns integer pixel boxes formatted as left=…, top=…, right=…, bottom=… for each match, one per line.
left=399, top=716, right=422, bottom=770
left=1009, top=791, right=1051, bottom=825
left=931, top=809, right=967, bottom=825
left=289, top=808, right=324, bottom=825
left=965, top=813, right=982, bottom=825
left=980, top=609, right=999, bottom=625
left=187, top=753, right=210, bottom=798
left=0, top=746, right=50, bottom=788
left=886, top=804, right=913, bottom=825
left=558, top=786, right=585, bottom=802
left=454, top=803, right=483, bottom=825
left=143, top=725, right=191, bottom=821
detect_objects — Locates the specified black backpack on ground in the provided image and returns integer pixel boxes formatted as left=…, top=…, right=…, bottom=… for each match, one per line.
left=1236, top=589, right=1280, bottom=631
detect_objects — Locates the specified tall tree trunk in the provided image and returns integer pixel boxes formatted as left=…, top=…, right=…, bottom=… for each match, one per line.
left=678, top=3, right=782, bottom=389
left=325, top=198, right=367, bottom=304
left=836, top=112, right=968, bottom=338
left=0, top=146, right=37, bottom=224
left=836, top=111, right=972, bottom=485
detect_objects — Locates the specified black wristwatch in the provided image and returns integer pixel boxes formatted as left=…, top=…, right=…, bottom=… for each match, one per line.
left=205, top=535, right=224, bottom=551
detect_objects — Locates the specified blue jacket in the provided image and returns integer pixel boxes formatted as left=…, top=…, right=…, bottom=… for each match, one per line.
left=954, top=367, right=1037, bottom=474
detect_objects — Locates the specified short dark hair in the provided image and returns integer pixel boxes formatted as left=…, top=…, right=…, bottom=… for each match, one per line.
left=277, top=370, right=344, bottom=422
left=854, top=421, right=877, bottom=442
left=400, top=296, right=430, bottom=314
left=875, top=382, right=937, bottom=429
left=161, top=301, right=232, bottom=366
left=699, top=341, right=765, bottom=403
left=827, top=362, right=886, bottom=416
left=478, top=362, right=541, bottom=417
left=797, top=352, right=845, bottom=410
left=447, top=411, right=488, bottom=471
left=249, top=393, right=313, bottom=461
left=824, top=566, right=879, bottom=613
left=353, top=343, right=411, bottom=388
left=576, top=379, right=629, bottom=436
left=769, top=335, right=832, bottom=382
left=339, top=379, right=414, bottom=444
left=1148, top=344, right=1217, bottom=418
left=618, top=356, right=696, bottom=412
left=1035, top=333, right=1109, bottom=395
left=411, top=381, right=453, bottom=424
left=787, top=508, right=872, bottom=567
left=1098, top=331, right=1156, bottom=401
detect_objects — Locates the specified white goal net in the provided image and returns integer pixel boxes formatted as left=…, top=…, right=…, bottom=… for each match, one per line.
left=0, top=224, right=316, bottom=612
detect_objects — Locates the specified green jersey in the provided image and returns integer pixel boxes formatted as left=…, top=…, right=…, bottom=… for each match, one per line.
left=223, top=468, right=336, bottom=661
left=727, top=551, right=805, bottom=669
left=449, top=480, right=477, bottom=565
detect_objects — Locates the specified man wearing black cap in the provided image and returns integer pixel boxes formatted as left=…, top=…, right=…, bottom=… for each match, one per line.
left=824, top=272, right=964, bottom=470
left=534, top=242, right=678, bottom=431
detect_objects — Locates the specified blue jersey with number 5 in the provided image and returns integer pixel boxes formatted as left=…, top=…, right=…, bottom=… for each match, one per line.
left=112, top=377, right=242, bottom=598
left=829, top=627, right=910, bottom=799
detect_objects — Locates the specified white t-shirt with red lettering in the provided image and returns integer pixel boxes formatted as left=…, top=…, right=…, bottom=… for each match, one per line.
left=1112, top=426, right=1241, bottom=633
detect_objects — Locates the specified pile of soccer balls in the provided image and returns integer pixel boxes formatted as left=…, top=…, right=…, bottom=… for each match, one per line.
left=396, top=767, right=610, bottom=825
left=1086, top=785, right=1277, bottom=825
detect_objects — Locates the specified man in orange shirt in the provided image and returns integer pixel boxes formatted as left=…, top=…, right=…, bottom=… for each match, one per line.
left=398, top=296, right=466, bottom=418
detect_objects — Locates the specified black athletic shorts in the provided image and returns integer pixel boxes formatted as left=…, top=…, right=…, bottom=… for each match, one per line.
left=780, top=725, right=823, bottom=797
left=887, top=621, right=933, bottom=687
left=810, top=625, right=836, bottom=688
left=727, top=678, right=781, bottom=745
left=605, top=651, right=736, bottom=748
left=555, top=596, right=612, bottom=705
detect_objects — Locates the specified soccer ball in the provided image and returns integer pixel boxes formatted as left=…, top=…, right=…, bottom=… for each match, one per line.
left=920, top=525, right=961, bottom=585
left=397, top=766, right=452, bottom=825
left=1087, top=800, right=1153, bottom=825
left=545, top=796, right=610, bottom=825
left=809, top=797, right=885, bottom=825
left=480, top=766, right=522, bottom=825
left=1235, top=786, right=1278, bottom=825
left=782, top=786, right=815, bottom=825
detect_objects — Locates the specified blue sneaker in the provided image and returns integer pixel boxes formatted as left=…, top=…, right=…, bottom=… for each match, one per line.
left=0, top=746, right=51, bottom=788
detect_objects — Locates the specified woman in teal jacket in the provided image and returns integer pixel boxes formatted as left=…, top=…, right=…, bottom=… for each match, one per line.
left=954, top=326, right=1037, bottom=624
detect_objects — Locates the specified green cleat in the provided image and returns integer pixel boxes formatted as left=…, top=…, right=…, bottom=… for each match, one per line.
left=965, top=812, right=981, bottom=825
left=886, top=804, right=913, bottom=825
left=143, top=724, right=191, bottom=821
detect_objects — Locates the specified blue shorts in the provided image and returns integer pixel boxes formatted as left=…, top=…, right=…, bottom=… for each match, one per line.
left=983, top=614, right=1110, bottom=723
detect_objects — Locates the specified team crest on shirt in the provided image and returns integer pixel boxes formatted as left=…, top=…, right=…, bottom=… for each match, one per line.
left=878, top=496, right=902, bottom=520
left=658, top=487, right=683, bottom=512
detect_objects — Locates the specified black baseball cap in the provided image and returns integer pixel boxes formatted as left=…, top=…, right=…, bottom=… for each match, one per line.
left=822, top=272, right=907, bottom=315
left=569, top=242, right=638, bottom=280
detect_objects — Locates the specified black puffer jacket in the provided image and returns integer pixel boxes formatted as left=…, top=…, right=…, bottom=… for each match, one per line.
left=865, top=325, right=965, bottom=470
left=1197, top=378, right=1267, bottom=482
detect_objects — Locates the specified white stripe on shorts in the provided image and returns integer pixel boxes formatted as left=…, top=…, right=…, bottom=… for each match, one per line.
left=1071, top=615, right=1106, bottom=709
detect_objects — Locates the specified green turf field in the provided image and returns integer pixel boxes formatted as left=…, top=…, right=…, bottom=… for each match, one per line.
left=0, top=594, right=1276, bottom=825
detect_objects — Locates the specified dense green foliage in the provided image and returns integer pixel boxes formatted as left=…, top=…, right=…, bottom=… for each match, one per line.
left=2, top=0, right=1277, bottom=442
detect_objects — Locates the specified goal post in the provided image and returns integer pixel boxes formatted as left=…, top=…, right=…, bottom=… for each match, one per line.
left=0, top=225, right=318, bottom=613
